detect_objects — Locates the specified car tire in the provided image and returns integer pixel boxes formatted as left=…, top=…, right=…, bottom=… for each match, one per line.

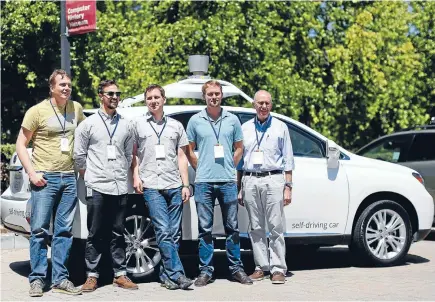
left=124, top=213, right=161, bottom=279
left=351, top=199, right=412, bottom=266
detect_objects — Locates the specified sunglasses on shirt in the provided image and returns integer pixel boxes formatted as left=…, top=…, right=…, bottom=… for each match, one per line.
left=103, top=91, right=122, bottom=97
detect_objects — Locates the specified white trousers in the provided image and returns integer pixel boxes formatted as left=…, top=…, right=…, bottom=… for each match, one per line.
left=242, top=173, right=287, bottom=274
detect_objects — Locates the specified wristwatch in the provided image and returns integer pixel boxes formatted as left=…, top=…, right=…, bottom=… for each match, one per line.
left=284, top=182, right=293, bottom=189
left=182, top=184, right=190, bottom=188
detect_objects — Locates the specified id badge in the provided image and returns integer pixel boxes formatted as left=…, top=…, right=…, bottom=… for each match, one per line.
left=60, top=137, right=69, bottom=152
left=214, top=145, right=224, bottom=159
left=86, top=187, right=93, bottom=198
left=107, top=145, right=116, bottom=160
left=155, top=144, right=166, bottom=159
left=252, top=150, right=264, bottom=165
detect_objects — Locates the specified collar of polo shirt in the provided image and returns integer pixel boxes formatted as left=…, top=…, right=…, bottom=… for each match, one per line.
left=199, top=108, right=230, bottom=122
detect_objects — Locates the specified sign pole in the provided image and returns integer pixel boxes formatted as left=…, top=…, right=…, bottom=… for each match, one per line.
left=60, top=0, right=71, bottom=76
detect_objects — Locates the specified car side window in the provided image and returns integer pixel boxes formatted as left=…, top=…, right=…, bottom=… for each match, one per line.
left=359, top=134, right=413, bottom=163
left=169, top=111, right=199, bottom=150
left=407, top=133, right=435, bottom=162
left=237, top=113, right=256, bottom=125
left=285, top=123, right=324, bottom=158
left=169, top=112, right=198, bottom=130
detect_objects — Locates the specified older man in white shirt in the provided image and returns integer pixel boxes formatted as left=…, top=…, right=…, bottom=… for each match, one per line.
left=237, top=90, right=294, bottom=284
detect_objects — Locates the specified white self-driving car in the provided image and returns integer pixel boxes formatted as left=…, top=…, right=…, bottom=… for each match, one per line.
left=1, top=59, right=433, bottom=279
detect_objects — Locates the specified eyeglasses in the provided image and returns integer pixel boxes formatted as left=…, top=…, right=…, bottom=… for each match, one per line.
left=103, top=91, right=122, bottom=97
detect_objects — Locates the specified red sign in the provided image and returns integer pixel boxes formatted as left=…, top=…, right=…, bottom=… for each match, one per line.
left=65, top=0, right=96, bottom=36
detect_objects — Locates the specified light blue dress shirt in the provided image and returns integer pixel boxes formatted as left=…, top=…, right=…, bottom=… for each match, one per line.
left=237, top=116, right=294, bottom=172
left=187, top=109, right=243, bottom=182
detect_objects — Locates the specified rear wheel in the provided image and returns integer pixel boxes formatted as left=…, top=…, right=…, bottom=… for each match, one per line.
left=351, top=200, right=412, bottom=266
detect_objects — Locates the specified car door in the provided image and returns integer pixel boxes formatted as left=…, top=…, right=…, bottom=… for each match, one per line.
left=235, top=113, right=350, bottom=236
left=400, top=133, right=435, bottom=200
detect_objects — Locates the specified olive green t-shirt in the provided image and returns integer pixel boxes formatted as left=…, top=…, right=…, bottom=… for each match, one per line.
left=21, top=99, right=85, bottom=172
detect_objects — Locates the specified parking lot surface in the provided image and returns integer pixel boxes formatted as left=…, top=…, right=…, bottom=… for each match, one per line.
left=1, top=232, right=435, bottom=301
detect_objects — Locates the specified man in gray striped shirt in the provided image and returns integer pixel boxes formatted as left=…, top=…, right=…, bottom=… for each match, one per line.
left=74, top=80, right=137, bottom=292
left=131, top=84, right=193, bottom=290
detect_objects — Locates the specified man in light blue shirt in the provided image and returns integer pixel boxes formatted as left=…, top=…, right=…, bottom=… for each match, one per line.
left=237, top=90, right=294, bottom=284
left=186, top=80, right=252, bottom=286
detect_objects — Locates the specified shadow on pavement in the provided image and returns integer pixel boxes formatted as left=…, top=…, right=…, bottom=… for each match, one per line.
left=8, top=244, right=431, bottom=287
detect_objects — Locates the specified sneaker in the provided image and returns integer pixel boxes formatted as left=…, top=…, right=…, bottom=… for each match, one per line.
left=271, top=272, right=286, bottom=284
left=194, top=273, right=214, bottom=287
left=233, top=271, right=253, bottom=285
left=160, top=279, right=179, bottom=290
left=52, top=279, right=82, bottom=295
left=82, top=277, right=98, bottom=292
left=29, top=280, right=44, bottom=297
left=176, top=275, right=193, bottom=290
left=113, top=275, right=138, bottom=290
left=249, top=270, right=269, bottom=281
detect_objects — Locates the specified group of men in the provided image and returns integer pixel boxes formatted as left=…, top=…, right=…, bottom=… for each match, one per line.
left=16, top=69, right=294, bottom=297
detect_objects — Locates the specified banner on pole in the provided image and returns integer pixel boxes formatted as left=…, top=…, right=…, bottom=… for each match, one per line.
left=65, top=0, right=96, bottom=36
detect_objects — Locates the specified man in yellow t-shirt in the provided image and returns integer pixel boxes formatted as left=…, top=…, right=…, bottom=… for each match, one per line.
left=15, top=69, right=85, bottom=297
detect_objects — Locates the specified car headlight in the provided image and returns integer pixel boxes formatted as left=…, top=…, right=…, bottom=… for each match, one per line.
left=412, top=172, right=425, bottom=186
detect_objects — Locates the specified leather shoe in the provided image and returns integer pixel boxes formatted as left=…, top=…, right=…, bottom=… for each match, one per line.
left=177, top=275, right=193, bottom=290
left=194, top=273, right=213, bottom=287
left=232, top=271, right=253, bottom=285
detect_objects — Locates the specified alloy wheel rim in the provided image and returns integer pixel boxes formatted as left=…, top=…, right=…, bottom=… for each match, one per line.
left=124, top=215, right=160, bottom=275
left=365, top=209, right=407, bottom=260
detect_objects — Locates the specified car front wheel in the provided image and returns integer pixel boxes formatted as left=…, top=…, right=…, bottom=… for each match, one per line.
left=124, top=214, right=161, bottom=279
left=351, top=200, right=412, bottom=266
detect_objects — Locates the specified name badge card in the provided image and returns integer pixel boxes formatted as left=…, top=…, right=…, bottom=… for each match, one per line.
left=60, top=137, right=69, bottom=152
left=155, top=144, right=166, bottom=159
left=214, top=144, right=224, bottom=159
left=252, top=150, right=264, bottom=165
left=86, top=187, right=93, bottom=198
left=107, top=145, right=116, bottom=160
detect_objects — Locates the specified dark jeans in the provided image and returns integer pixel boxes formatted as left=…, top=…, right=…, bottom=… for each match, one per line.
left=29, top=172, right=77, bottom=286
left=143, top=187, right=184, bottom=283
left=85, top=190, right=128, bottom=278
left=195, top=182, right=243, bottom=277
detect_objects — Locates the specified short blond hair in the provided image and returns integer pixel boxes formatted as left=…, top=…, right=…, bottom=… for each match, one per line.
left=202, top=80, right=222, bottom=96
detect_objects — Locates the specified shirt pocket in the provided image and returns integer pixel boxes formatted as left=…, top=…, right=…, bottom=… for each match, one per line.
left=264, top=134, right=283, bottom=157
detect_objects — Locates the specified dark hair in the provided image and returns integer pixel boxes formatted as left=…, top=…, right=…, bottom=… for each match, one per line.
left=144, top=84, right=165, bottom=99
left=98, top=79, right=117, bottom=94
left=48, top=69, right=71, bottom=87
left=202, top=80, right=222, bottom=96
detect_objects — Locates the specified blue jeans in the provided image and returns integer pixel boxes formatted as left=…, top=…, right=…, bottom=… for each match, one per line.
left=195, top=182, right=243, bottom=277
left=143, top=187, right=184, bottom=282
left=29, top=172, right=77, bottom=286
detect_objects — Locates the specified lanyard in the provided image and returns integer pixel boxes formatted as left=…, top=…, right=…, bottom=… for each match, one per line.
left=255, top=115, right=271, bottom=150
left=148, top=118, right=167, bottom=145
left=98, top=111, right=119, bottom=145
left=49, top=99, right=67, bottom=137
left=206, top=109, right=223, bottom=144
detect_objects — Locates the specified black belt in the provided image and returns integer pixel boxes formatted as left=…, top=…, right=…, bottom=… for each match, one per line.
left=243, top=170, right=283, bottom=177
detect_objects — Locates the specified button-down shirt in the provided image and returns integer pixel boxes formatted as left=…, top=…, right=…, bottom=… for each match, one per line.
left=132, top=112, right=189, bottom=190
left=238, top=116, right=294, bottom=172
left=74, top=109, right=134, bottom=195
left=186, top=109, right=243, bottom=183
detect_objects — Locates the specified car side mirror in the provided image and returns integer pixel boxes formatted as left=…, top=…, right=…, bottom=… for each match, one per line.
left=326, top=140, right=340, bottom=169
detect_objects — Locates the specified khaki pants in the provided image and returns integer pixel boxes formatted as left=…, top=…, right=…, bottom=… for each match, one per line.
left=242, top=173, right=287, bottom=274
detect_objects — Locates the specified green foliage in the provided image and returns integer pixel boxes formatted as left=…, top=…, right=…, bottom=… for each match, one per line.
left=1, top=0, right=434, bottom=150
left=0, top=144, right=16, bottom=161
